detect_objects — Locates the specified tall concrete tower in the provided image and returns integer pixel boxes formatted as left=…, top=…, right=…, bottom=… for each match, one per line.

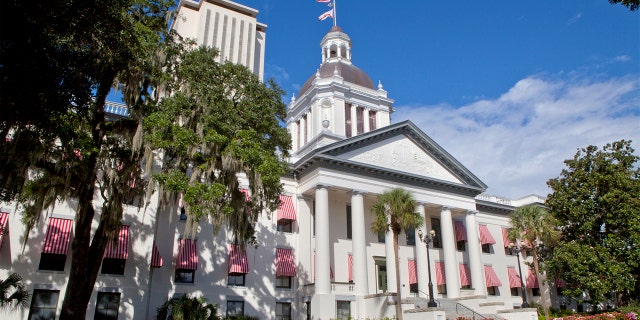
left=172, top=0, right=267, bottom=80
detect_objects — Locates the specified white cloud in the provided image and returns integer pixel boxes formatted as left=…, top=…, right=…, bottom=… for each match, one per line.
left=567, top=12, right=583, bottom=25
left=392, top=74, right=640, bottom=199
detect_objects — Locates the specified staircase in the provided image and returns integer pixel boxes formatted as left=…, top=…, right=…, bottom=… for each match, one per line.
left=437, top=298, right=503, bottom=320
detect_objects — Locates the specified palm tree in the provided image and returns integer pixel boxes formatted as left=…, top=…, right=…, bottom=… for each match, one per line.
left=371, top=188, right=423, bottom=320
left=156, top=294, right=219, bottom=320
left=509, top=205, right=558, bottom=320
left=0, top=273, right=30, bottom=311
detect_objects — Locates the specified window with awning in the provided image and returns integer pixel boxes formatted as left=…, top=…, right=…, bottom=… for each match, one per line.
left=454, top=221, right=467, bottom=251
left=0, top=212, right=8, bottom=247
left=502, top=228, right=512, bottom=248
left=277, top=195, right=296, bottom=233
left=175, top=238, right=198, bottom=284
left=459, top=264, right=471, bottom=287
left=39, top=218, right=73, bottom=271
left=484, top=265, right=502, bottom=287
left=101, top=225, right=130, bottom=275
left=507, top=267, right=522, bottom=288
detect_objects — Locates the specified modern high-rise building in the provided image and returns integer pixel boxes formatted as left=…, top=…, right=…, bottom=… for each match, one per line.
left=0, top=1, right=568, bottom=319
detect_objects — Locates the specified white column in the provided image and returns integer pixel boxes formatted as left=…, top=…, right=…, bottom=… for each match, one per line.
left=385, top=214, right=397, bottom=293
left=440, top=206, right=460, bottom=298
left=351, top=191, right=369, bottom=295
left=415, top=204, right=429, bottom=299
left=465, top=210, right=486, bottom=295
left=315, top=185, right=331, bottom=294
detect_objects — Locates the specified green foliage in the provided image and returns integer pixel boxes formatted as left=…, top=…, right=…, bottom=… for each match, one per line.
left=156, top=295, right=219, bottom=320
left=0, top=273, right=30, bottom=311
left=145, top=46, right=291, bottom=245
left=546, top=140, right=640, bottom=305
left=509, top=204, right=558, bottom=320
left=608, top=0, right=639, bottom=11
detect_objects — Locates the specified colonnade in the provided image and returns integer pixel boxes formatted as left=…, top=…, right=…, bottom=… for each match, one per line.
left=313, top=185, right=487, bottom=315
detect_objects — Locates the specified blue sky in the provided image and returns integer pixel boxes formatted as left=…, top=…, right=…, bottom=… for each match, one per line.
left=110, top=1, right=639, bottom=199
left=241, top=0, right=639, bottom=199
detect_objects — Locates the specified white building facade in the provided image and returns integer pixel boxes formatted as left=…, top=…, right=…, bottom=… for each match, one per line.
left=0, top=1, right=559, bottom=319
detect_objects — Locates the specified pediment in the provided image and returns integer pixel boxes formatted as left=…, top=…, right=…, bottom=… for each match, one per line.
left=294, top=121, right=487, bottom=193
left=338, top=134, right=462, bottom=183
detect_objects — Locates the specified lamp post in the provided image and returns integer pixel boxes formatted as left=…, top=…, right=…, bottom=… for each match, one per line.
left=509, top=242, right=530, bottom=308
left=418, top=229, right=438, bottom=308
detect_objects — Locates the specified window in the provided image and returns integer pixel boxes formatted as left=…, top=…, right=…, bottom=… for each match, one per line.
left=302, top=115, right=308, bottom=144
left=437, top=284, right=447, bottom=294
left=306, top=301, right=311, bottom=320
left=336, top=301, right=350, bottom=320
left=277, top=219, right=293, bottom=233
left=410, top=283, right=419, bottom=294
left=276, top=302, right=292, bottom=320
left=101, top=258, right=125, bottom=275
left=226, top=300, right=244, bottom=318
left=180, top=207, right=187, bottom=221
left=28, top=289, right=60, bottom=320
left=94, top=292, right=120, bottom=320
left=487, top=286, right=498, bottom=296
left=369, top=111, right=377, bottom=130
left=405, top=227, right=415, bottom=246
left=482, top=243, right=492, bottom=254
left=175, top=269, right=195, bottom=283
left=532, top=288, right=541, bottom=296
left=356, top=107, right=364, bottom=135
left=344, top=104, right=352, bottom=138
left=39, top=253, right=66, bottom=271
left=430, top=218, right=442, bottom=248
left=296, top=120, right=301, bottom=150
left=276, top=275, right=292, bottom=288
left=377, top=230, right=385, bottom=243
left=511, top=288, right=519, bottom=296
left=228, top=273, right=246, bottom=286
left=312, top=201, right=316, bottom=236
left=457, top=240, right=466, bottom=251
left=375, top=261, right=387, bottom=293
left=346, top=205, right=352, bottom=239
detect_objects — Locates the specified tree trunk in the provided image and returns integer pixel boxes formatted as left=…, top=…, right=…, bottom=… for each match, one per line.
left=394, top=233, right=403, bottom=320
left=532, top=246, right=549, bottom=320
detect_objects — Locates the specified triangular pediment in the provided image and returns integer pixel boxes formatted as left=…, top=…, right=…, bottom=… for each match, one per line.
left=293, top=121, right=487, bottom=194
left=338, top=134, right=462, bottom=183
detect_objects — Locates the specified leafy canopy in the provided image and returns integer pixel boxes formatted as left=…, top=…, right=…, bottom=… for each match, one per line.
left=145, top=45, right=291, bottom=246
left=546, top=140, right=640, bottom=305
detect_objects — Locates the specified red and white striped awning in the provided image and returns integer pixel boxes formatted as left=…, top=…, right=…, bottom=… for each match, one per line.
left=104, top=225, right=129, bottom=260
left=484, top=265, right=502, bottom=287
left=454, top=221, right=467, bottom=241
left=277, top=195, right=297, bottom=221
left=408, top=259, right=417, bottom=284
left=176, top=238, right=198, bottom=270
left=507, top=267, right=522, bottom=288
left=348, top=254, right=353, bottom=282
left=554, top=278, right=567, bottom=288
left=459, top=264, right=471, bottom=287
left=435, top=262, right=446, bottom=285
left=42, top=218, right=73, bottom=255
left=0, top=212, right=8, bottom=246
left=228, top=245, right=249, bottom=274
left=239, top=188, right=250, bottom=201
left=502, top=228, right=511, bottom=248
left=151, top=243, right=163, bottom=268
left=479, top=225, right=496, bottom=245
left=276, top=248, right=296, bottom=277
left=526, top=269, right=539, bottom=288
left=313, top=252, right=333, bottom=280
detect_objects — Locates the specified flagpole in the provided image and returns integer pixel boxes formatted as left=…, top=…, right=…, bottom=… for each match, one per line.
left=333, top=0, right=337, bottom=27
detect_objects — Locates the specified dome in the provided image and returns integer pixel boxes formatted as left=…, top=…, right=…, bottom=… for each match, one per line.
left=298, top=60, right=375, bottom=97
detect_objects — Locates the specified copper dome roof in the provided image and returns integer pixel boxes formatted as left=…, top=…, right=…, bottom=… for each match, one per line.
left=298, top=61, right=375, bottom=97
